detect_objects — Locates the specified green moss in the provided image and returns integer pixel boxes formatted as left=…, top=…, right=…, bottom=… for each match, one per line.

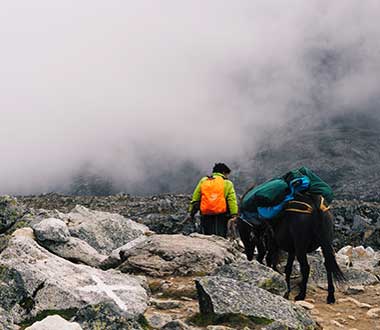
left=18, top=308, right=78, bottom=329
left=0, top=265, right=9, bottom=279
left=138, top=315, right=153, bottom=330
left=19, top=297, right=34, bottom=312
left=13, top=220, right=29, bottom=229
left=193, top=271, right=208, bottom=277
left=91, top=320, right=108, bottom=330
left=259, top=278, right=274, bottom=288
left=188, top=313, right=273, bottom=329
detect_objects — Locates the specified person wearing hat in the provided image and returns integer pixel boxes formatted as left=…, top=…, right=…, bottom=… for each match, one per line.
left=187, top=163, right=238, bottom=237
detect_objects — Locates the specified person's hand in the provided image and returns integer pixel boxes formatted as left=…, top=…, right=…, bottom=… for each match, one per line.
left=227, top=216, right=238, bottom=239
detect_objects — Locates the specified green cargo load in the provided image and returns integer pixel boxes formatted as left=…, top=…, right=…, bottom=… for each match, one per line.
left=283, top=166, right=334, bottom=204
left=241, top=178, right=289, bottom=212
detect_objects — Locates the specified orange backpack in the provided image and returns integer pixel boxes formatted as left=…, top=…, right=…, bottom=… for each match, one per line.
left=200, top=176, right=227, bottom=215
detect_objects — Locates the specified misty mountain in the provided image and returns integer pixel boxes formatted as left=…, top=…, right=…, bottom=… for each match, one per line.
left=236, top=111, right=380, bottom=201
left=67, top=111, right=380, bottom=201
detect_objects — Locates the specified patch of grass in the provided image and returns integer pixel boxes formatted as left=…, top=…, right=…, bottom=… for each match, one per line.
left=188, top=313, right=273, bottom=329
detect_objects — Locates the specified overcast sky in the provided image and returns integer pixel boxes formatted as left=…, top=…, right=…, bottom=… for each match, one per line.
left=1, top=1, right=379, bottom=194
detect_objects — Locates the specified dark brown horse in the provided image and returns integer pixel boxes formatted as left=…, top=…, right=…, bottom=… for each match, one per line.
left=237, top=194, right=345, bottom=304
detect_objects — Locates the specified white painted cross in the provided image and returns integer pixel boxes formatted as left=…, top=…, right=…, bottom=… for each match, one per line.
left=80, top=275, right=139, bottom=311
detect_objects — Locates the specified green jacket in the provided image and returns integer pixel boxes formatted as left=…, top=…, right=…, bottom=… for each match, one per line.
left=189, top=172, right=238, bottom=216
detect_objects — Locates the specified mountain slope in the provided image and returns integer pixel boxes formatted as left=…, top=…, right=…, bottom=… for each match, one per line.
left=236, top=112, right=380, bottom=201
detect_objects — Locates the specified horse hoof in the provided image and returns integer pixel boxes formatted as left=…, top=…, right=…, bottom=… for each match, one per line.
left=295, top=294, right=306, bottom=301
left=283, top=292, right=290, bottom=300
left=327, top=296, right=336, bottom=304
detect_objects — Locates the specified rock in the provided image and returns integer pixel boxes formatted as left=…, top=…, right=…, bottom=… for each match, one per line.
left=332, top=200, right=380, bottom=250
left=162, top=320, right=190, bottom=330
left=57, top=205, right=150, bottom=254
left=43, top=237, right=107, bottom=267
left=207, top=327, right=235, bottom=330
left=15, top=194, right=380, bottom=250
left=32, top=218, right=70, bottom=243
left=214, top=260, right=287, bottom=296
left=18, top=194, right=193, bottom=235
left=344, top=285, right=365, bottom=295
left=0, top=307, right=15, bottom=330
left=117, top=234, right=242, bottom=277
left=101, top=236, right=150, bottom=269
left=306, top=254, right=379, bottom=289
left=0, top=196, right=25, bottom=233
left=0, top=228, right=149, bottom=329
left=338, top=297, right=372, bottom=308
left=195, top=276, right=317, bottom=330
left=138, top=213, right=196, bottom=236
left=32, top=217, right=108, bottom=267
left=330, top=320, right=344, bottom=328
left=336, top=245, right=380, bottom=272
left=150, top=299, right=183, bottom=310
left=262, top=321, right=305, bottom=330
left=352, top=215, right=372, bottom=233
left=294, top=301, right=314, bottom=310
left=24, top=315, right=82, bottom=329
left=145, top=313, right=173, bottom=329
left=367, top=308, right=380, bottom=318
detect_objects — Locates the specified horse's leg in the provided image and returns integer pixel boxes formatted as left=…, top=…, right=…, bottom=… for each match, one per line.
left=262, top=225, right=279, bottom=270
left=295, top=252, right=310, bottom=301
left=237, top=221, right=255, bottom=261
left=326, top=266, right=335, bottom=304
left=254, top=231, right=266, bottom=264
left=283, top=252, right=295, bottom=299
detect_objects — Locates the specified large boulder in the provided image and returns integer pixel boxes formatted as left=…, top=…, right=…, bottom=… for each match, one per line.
left=116, top=234, right=243, bottom=277
left=336, top=245, right=380, bottom=272
left=32, top=218, right=107, bottom=267
left=195, top=276, right=317, bottom=330
left=214, top=260, right=287, bottom=296
left=32, top=218, right=70, bottom=243
left=43, top=237, right=107, bottom=268
left=0, top=228, right=149, bottom=329
left=56, top=205, right=151, bottom=254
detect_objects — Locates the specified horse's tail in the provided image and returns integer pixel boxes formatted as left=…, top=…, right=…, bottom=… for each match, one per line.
left=317, top=209, right=346, bottom=282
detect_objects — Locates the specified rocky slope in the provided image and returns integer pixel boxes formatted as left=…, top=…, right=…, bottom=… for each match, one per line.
left=0, top=195, right=380, bottom=330
left=18, top=193, right=380, bottom=250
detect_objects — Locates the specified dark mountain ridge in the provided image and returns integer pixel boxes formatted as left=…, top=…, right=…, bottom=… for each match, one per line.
left=237, top=112, right=380, bottom=201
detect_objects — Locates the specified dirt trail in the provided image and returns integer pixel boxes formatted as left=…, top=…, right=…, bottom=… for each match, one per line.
left=306, top=285, right=380, bottom=330
left=146, top=277, right=380, bottom=329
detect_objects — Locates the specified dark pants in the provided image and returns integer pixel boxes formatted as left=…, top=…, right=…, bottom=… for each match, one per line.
left=200, top=214, right=229, bottom=238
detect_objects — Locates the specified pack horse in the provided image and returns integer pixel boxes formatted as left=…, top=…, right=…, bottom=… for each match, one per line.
left=238, top=194, right=345, bottom=304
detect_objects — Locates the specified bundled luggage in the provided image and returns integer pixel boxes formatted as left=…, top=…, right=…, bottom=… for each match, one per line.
left=240, top=166, right=333, bottom=221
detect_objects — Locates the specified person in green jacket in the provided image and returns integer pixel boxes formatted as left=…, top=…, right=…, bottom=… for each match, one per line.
left=187, top=163, right=238, bottom=238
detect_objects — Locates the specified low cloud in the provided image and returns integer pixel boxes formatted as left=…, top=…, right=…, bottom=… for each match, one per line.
left=0, top=0, right=379, bottom=194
